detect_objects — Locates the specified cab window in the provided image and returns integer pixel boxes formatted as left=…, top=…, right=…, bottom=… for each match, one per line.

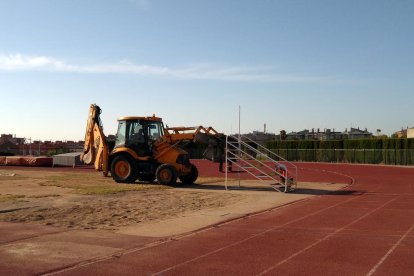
left=115, top=121, right=126, bottom=146
left=128, top=121, right=145, bottom=144
left=148, top=121, right=164, bottom=141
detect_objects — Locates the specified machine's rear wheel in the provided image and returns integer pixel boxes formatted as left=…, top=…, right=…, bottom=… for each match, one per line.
left=111, top=155, right=138, bottom=183
left=179, top=164, right=198, bottom=185
left=156, top=164, right=177, bottom=185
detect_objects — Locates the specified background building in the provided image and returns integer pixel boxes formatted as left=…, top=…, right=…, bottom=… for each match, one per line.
left=0, top=133, right=83, bottom=156
left=286, top=127, right=373, bottom=141
left=393, top=127, right=414, bottom=139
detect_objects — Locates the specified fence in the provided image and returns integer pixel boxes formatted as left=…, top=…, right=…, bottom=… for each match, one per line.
left=268, top=148, right=414, bottom=166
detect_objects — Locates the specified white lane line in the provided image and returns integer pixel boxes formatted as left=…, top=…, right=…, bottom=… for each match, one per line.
left=257, top=195, right=402, bottom=275
left=366, top=223, right=414, bottom=276
left=45, top=191, right=362, bottom=276
left=151, top=193, right=367, bottom=275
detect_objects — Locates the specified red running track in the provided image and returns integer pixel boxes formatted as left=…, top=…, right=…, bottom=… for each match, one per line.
left=47, top=162, right=414, bottom=276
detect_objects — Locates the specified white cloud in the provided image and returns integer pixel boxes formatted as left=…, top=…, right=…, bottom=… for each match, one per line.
left=0, top=53, right=328, bottom=83
left=0, top=54, right=69, bottom=71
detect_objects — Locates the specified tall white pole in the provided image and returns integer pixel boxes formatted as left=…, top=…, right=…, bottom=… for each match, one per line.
left=238, top=105, right=241, bottom=188
left=238, top=105, right=241, bottom=139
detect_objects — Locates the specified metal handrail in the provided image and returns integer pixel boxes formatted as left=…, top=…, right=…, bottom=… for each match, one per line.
left=240, top=135, right=298, bottom=181
left=225, top=134, right=297, bottom=192
left=229, top=134, right=298, bottom=183
left=226, top=144, right=279, bottom=181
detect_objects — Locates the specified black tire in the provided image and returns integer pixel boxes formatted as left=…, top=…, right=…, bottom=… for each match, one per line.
left=138, top=174, right=156, bottom=183
left=111, top=155, right=138, bottom=183
left=179, top=164, right=198, bottom=185
left=156, top=164, right=177, bottom=185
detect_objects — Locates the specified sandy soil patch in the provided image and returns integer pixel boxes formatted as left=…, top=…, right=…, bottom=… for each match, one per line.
left=0, top=169, right=245, bottom=231
left=0, top=169, right=347, bottom=236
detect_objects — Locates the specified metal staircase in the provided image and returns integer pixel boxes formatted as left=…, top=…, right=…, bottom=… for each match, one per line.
left=224, top=134, right=298, bottom=193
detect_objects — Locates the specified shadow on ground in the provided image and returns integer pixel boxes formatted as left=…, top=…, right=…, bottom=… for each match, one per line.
left=173, top=182, right=362, bottom=196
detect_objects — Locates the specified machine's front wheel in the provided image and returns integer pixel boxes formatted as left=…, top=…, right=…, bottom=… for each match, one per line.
left=111, top=155, right=138, bottom=183
left=179, top=164, right=198, bottom=185
left=156, top=164, right=177, bottom=185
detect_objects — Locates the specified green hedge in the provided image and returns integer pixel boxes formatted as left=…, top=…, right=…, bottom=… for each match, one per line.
left=267, top=138, right=414, bottom=165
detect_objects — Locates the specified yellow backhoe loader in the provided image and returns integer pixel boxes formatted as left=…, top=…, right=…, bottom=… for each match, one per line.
left=81, top=104, right=225, bottom=185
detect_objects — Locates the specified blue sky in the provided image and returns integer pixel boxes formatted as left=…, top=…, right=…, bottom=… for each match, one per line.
left=0, top=0, right=413, bottom=141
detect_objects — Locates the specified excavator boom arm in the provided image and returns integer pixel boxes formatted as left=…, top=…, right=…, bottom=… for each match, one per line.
left=80, top=104, right=109, bottom=173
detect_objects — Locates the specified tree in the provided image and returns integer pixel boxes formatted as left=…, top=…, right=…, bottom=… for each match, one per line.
left=280, top=130, right=287, bottom=141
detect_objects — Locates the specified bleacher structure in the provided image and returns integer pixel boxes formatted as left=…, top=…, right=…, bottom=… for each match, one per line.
left=224, top=134, right=298, bottom=193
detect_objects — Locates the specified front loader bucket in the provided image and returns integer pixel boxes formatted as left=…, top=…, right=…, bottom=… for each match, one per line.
left=194, top=133, right=213, bottom=145
left=201, top=134, right=226, bottom=163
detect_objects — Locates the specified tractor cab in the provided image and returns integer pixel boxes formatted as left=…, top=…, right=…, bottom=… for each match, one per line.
left=114, top=116, right=164, bottom=156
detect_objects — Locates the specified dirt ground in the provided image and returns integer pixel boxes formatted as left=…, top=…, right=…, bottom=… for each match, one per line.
left=0, top=169, right=249, bottom=231
left=0, top=168, right=347, bottom=236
